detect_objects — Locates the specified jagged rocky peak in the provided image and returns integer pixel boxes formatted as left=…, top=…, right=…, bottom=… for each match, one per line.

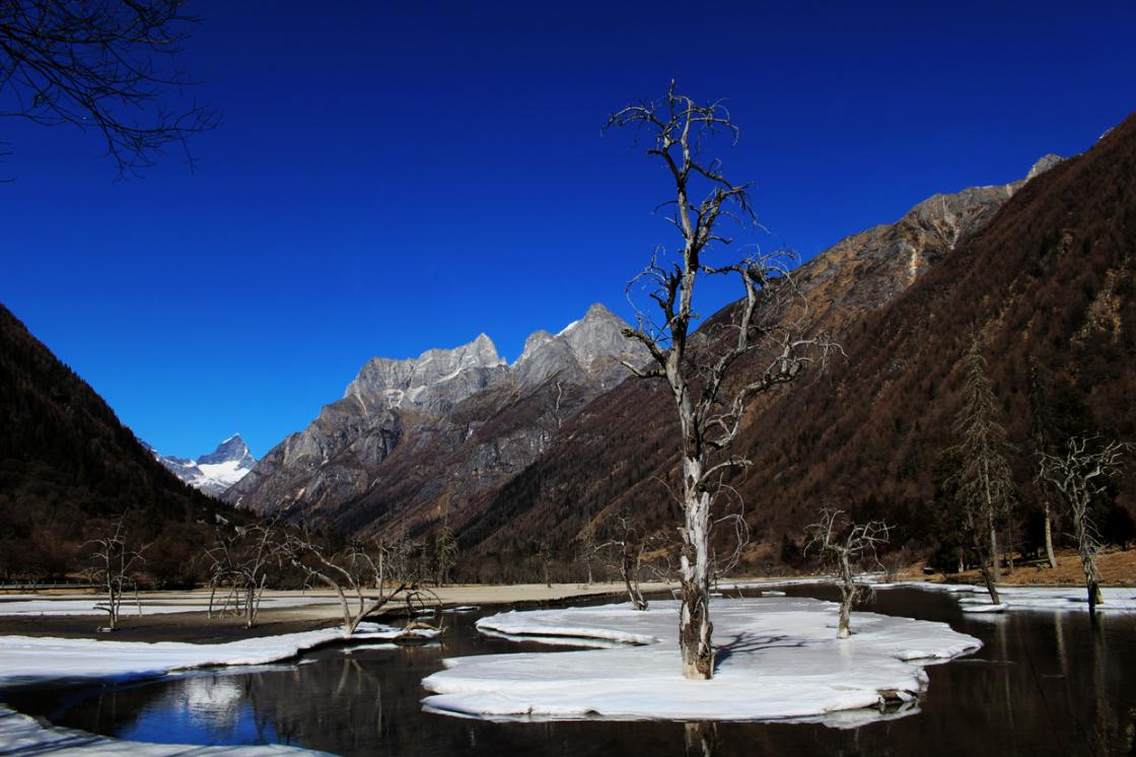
left=151, top=433, right=257, bottom=498
left=515, top=302, right=649, bottom=387
left=1027, top=153, right=1063, bottom=181
left=518, top=330, right=555, bottom=363
left=344, top=332, right=509, bottom=415
left=198, top=433, right=255, bottom=467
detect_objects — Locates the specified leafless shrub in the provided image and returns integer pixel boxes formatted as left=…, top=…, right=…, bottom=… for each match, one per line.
left=805, top=508, right=890, bottom=638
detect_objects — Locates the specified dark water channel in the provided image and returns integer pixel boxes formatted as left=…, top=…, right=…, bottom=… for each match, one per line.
left=6, top=586, right=1136, bottom=756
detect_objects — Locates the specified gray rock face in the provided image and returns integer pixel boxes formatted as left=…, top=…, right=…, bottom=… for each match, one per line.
left=514, top=303, right=647, bottom=389
left=789, top=154, right=1063, bottom=321
left=225, top=307, right=648, bottom=521
left=150, top=434, right=256, bottom=497
left=344, top=333, right=508, bottom=417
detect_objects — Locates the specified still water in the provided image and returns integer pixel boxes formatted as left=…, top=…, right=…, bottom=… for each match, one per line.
left=6, top=587, right=1136, bottom=756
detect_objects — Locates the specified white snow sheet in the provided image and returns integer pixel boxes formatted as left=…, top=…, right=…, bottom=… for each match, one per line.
left=875, top=582, right=1136, bottom=612
left=0, top=704, right=319, bottom=755
left=0, top=626, right=413, bottom=754
left=0, top=623, right=429, bottom=689
left=0, top=629, right=349, bottom=689
left=421, top=598, right=981, bottom=722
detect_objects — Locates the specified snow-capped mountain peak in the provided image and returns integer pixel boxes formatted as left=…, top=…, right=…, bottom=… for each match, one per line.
left=150, top=434, right=257, bottom=497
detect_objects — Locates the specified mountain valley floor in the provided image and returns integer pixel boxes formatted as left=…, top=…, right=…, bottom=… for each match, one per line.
left=0, top=547, right=1131, bottom=644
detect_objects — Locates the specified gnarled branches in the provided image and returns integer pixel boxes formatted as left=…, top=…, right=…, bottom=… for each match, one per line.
left=0, top=0, right=218, bottom=174
left=805, top=508, right=890, bottom=638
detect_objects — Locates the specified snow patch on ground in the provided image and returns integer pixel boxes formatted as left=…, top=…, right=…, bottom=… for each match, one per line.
left=875, top=582, right=1136, bottom=612
left=422, top=598, right=980, bottom=723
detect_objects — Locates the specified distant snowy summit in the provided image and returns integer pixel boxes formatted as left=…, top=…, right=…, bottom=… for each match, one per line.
left=148, top=434, right=256, bottom=497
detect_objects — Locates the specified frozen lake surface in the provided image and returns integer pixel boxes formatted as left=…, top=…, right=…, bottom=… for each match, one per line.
left=4, top=585, right=1135, bottom=755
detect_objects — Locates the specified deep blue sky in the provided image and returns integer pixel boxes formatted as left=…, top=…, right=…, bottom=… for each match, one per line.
left=2, top=1, right=1134, bottom=458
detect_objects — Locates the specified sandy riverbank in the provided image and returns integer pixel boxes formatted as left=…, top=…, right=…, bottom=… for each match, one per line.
left=0, top=582, right=672, bottom=643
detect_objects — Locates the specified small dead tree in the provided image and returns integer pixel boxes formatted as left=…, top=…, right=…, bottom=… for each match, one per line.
left=608, top=81, right=836, bottom=680
left=201, top=518, right=280, bottom=629
left=536, top=539, right=553, bottom=588
left=1038, top=436, right=1130, bottom=615
left=805, top=509, right=890, bottom=638
left=281, top=526, right=412, bottom=636
left=577, top=526, right=600, bottom=585
left=85, top=518, right=148, bottom=631
left=434, top=520, right=458, bottom=587
left=949, top=337, right=1016, bottom=604
left=598, top=516, right=652, bottom=610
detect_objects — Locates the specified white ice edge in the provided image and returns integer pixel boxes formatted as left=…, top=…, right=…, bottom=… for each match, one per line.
left=872, top=582, right=1136, bottom=612
left=423, top=598, right=982, bottom=723
left=0, top=623, right=426, bottom=755
left=0, top=622, right=431, bottom=690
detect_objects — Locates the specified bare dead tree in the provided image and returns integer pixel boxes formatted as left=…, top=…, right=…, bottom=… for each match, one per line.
left=281, top=525, right=416, bottom=636
left=433, top=503, right=458, bottom=587
left=805, top=509, right=890, bottom=638
left=0, top=0, right=218, bottom=175
left=536, top=539, right=552, bottom=588
left=948, top=337, right=1016, bottom=604
left=1038, top=436, right=1130, bottom=615
left=607, top=81, right=837, bottom=679
left=85, top=517, right=149, bottom=631
left=201, top=518, right=280, bottom=629
left=1028, top=358, right=1060, bottom=569
left=597, top=515, right=652, bottom=610
left=576, top=526, right=600, bottom=585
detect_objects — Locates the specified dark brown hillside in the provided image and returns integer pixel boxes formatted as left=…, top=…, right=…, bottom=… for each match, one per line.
left=0, top=304, right=232, bottom=583
left=741, top=112, right=1136, bottom=541
left=459, top=116, right=1136, bottom=579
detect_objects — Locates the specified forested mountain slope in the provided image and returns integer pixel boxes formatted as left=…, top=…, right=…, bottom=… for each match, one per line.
left=0, top=305, right=230, bottom=583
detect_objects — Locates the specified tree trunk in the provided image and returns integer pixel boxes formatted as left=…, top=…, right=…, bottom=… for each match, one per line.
left=1005, top=525, right=1015, bottom=574
left=1072, top=501, right=1103, bottom=617
left=988, top=521, right=1001, bottom=583
left=973, top=532, right=1000, bottom=604
left=679, top=457, right=713, bottom=680
left=837, top=588, right=852, bottom=639
left=107, top=581, right=118, bottom=630
left=978, top=563, right=1001, bottom=605
left=837, top=556, right=853, bottom=639
left=621, top=550, right=647, bottom=611
left=1043, top=502, right=1058, bottom=569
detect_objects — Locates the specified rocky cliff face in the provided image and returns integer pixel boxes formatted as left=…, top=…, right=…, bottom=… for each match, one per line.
left=226, top=304, right=648, bottom=530
left=344, top=333, right=508, bottom=416
left=786, top=154, right=1063, bottom=327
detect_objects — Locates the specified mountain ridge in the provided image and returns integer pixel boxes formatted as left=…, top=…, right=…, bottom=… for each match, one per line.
left=149, top=434, right=257, bottom=497
left=225, top=302, right=650, bottom=531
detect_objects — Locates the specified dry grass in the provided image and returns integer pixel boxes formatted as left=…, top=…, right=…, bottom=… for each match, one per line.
left=894, top=548, right=1136, bottom=587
